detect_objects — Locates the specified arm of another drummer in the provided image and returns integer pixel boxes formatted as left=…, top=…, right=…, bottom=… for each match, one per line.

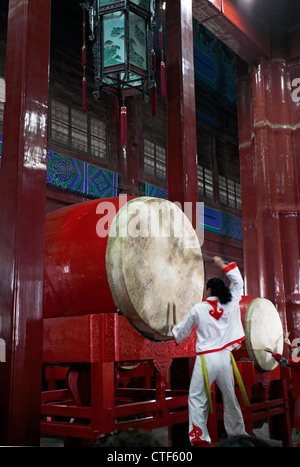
left=265, top=348, right=294, bottom=368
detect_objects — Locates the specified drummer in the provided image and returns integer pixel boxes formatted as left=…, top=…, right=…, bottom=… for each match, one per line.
left=265, top=334, right=300, bottom=447
left=172, top=256, right=247, bottom=447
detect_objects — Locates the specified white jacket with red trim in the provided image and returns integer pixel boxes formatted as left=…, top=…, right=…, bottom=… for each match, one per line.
left=172, top=262, right=245, bottom=354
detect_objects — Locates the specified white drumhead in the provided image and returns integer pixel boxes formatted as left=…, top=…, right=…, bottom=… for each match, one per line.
left=245, top=298, right=283, bottom=372
left=106, top=197, right=204, bottom=341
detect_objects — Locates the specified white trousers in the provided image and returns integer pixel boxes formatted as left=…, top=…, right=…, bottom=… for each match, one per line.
left=188, top=349, right=246, bottom=445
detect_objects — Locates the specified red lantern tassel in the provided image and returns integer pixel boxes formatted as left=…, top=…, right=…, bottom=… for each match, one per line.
left=82, top=76, right=87, bottom=112
left=120, top=105, right=127, bottom=147
left=152, top=51, right=156, bottom=72
left=159, top=27, right=163, bottom=50
left=115, top=97, right=119, bottom=122
left=151, top=85, right=157, bottom=117
left=82, top=45, right=86, bottom=68
left=160, top=61, right=166, bottom=98
left=83, top=19, right=86, bottom=41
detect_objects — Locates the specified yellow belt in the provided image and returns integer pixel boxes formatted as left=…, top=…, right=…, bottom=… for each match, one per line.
left=230, top=352, right=250, bottom=406
left=201, top=354, right=214, bottom=413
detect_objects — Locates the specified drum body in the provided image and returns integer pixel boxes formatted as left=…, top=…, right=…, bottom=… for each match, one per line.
left=237, top=296, right=284, bottom=372
left=44, top=196, right=204, bottom=341
left=43, top=197, right=123, bottom=319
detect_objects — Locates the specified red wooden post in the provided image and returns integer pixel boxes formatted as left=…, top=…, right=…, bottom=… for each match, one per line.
left=237, top=57, right=300, bottom=336
left=236, top=60, right=260, bottom=297
left=114, top=96, right=140, bottom=196
left=0, top=0, right=51, bottom=445
left=165, top=0, right=199, bottom=447
left=91, top=362, right=115, bottom=434
left=166, top=0, right=198, bottom=224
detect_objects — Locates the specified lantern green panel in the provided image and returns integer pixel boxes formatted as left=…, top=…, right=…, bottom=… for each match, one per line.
left=129, top=12, right=147, bottom=73
left=103, top=11, right=125, bottom=72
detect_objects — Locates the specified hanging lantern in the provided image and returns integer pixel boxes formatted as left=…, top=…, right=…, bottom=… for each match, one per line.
left=80, top=1, right=166, bottom=147
left=81, top=0, right=159, bottom=146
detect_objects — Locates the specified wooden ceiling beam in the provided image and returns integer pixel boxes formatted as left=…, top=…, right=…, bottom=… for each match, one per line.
left=193, top=0, right=271, bottom=63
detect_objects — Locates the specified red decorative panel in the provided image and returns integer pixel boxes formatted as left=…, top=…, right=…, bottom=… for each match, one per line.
left=116, top=316, right=197, bottom=361
left=43, top=314, right=197, bottom=364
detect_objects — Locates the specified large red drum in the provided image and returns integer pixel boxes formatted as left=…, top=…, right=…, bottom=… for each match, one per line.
left=43, top=196, right=204, bottom=341
left=236, top=296, right=284, bottom=372
left=43, top=197, right=125, bottom=320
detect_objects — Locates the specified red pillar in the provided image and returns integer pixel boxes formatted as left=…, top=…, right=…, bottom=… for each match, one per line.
left=165, top=0, right=199, bottom=447
left=237, top=57, right=300, bottom=336
left=236, top=59, right=259, bottom=296
left=121, top=96, right=140, bottom=196
left=112, top=95, right=140, bottom=196
left=0, top=0, right=51, bottom=445
left=166, top=0, right=198, bottom=223
left=286, top=59, right=300, bottom=338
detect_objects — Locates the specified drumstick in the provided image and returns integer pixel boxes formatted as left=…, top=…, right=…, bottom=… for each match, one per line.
left=166, top=302, right=170, bottom=327
left=250, top=346, right=278, bottom=352
left=173, top=302, right=177, bottom=325
left=202, top=253, right=213, bottom=262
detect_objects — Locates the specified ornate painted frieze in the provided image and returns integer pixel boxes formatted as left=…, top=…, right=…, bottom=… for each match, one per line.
left=46, top=150, right=118, bottom=199
left=145, top=182, right=167, bottom=199
left=193, top=19, right=237, bottom=108
left=202, top=205, right=243, bottom=241
left=0, top=135, right=242, bottom=241
left=145, top=182, right=243, bottom=242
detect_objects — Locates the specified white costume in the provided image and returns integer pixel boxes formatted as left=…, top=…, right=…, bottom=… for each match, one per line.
left=172, top=262, right=247, bottom=446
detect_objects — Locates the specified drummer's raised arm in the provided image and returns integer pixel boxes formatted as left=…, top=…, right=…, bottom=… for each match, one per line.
left=212, top=257, right=243, bottom=301
left=212, top=256, right=226, bottom=270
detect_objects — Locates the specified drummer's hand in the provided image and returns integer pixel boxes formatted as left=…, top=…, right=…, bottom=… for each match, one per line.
left=284, top=332, right=291, bottom=345
left=212, top=256, right=226, bottom=270
left=264, top=347, right=273, bottom=354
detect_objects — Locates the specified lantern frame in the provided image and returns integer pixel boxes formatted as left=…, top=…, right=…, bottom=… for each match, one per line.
left=81, top=0, right=156, bottom=102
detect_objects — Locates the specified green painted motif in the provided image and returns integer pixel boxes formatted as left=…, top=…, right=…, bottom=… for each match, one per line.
left=47, top=152, right=84, bottom=193
left=46, top=150, right=118, bottom=199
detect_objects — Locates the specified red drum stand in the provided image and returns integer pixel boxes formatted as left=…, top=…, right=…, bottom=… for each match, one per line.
left=41, top=313, right=196, bottom=445
left=41, top=313, right=293, bottom=446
